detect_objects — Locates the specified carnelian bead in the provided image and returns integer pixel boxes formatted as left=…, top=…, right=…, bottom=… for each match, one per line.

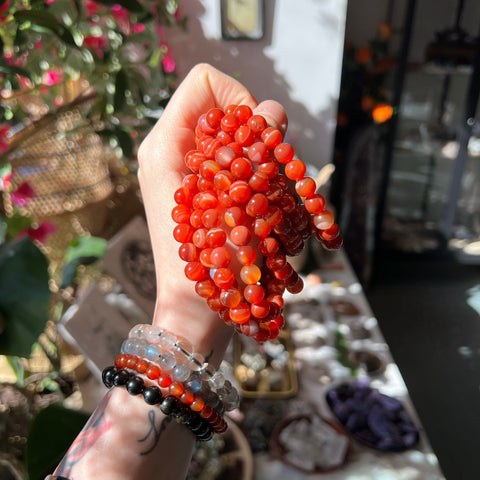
left=186, top=151, right=206, bottom=172
left=197, top=177, right=215, bottom=192
left=323, top=235, right=343, bottom=250
left=246, top=193, right=269, bottom=217
left=207, top=294, right=224, bottom=312
left=184, top=262, right=209, bottom=281
left=217, top=190, right=234, bottom=208
left=195, top=279, right=217, bottom=298
left=244, top=284, right=265, bottom=304
left=274, top=262, right=293, bottom=280
left=229, top=302, right=251, bottom=324
left=171, top=204, right=191, bottom=224
left=285, top=159, right=306, bottom=180
left=249, top=171, right=269, bottom=192
left=251, top=299, right=270, bottom=319
left=213, top=268, right=236, bottom=289
left=206, top=107, right=224, bottom=129
left=240, top=264, right=261, bottom=284
left=275, top=194, right=296, bottom=214
left=200, top=248, right=214, bottom=268
left=210, top=246, right=231, bottom=268
left=146, top=365, right=161, bottom=380
left=274, top=143, right=294, bottom=164
left=258, top=237, right=279, bottom=256
left=224, top=104, right=237, bottom=115
left=202, top=209, right=222, bottom=229
left=235, top=125, right=255, bottom=147
left=215, top=146, right=236, bottom=168
left=224, top=206, right=246, bottom=227
left=173, top=223, right=194, bottom=243
left=136, top=359, right=149, bottom=374
left=273, top=217, right=292, bottom=235
left=230, top=158, right=253, bottom=180
left=319, top=223, right=340, bottom=240
left=193, top=192, right=217, bottom=210
left=115, top=354, right=128, bottom=369
left=247, top=114, right=267, bottom=133
left=158, top=373, right=172, bottom=388
left=169, top=382, right=185, bottom=397
left=285, top=270, right=300, bottom=288
left=191, top=397, right=205, bottom=412
left=214, top=170, right=235, bottom=190
left=216, top=130, right=233, bottom=146
left=258, top=161, right=279, bottom=179
left=271, top=315, right=285, bottom=329
left=206, top=228, right=227, bottom=248
left=180, top=390, right=195, bottom=405
left=313, top=210, right=334, bottom=230
left=252, top=327, right=270, bottom=343
left=220, top=113, right=239, bottom=133
left=295, top=177, right=317, bottom=197
left=266, top=293, right=284, bottom=309
left=229, top=180, right=252, bottom=203
left=234, top=104, right=253, bottom=124
left=304, top=193, right=326, bottom=214
left=183, top=174, right=199, bottom=192
left=220, top=288, right=241, bottom=308
left=266, top=253, right=286, bottom=271
left=248, top=142, right=268, bottom=163
left=199, top=160, right=221, bottom=180
left=236, top=245, right=257, bottom=265
left=230, top=225, right=251, bottom=246
left=253, top=218, right=271, bottom=239
left=190, top=209, right=204, bottom=229
left=261, top=126, right=283, bottom=149
left=174, top=187, right=192, bottom=206
left=200, top=137, right=222, bottom=159
left=178, top=243, right=197, bottom=262
left=197, top=113, right=217, bottom=135
left=193, top=228, right=208, bottom=248
left=200, top=405, right=213, bottom=418
left=227, top=141, right=243, bottom=157
left=263, top=205, right=282, bottom=226
left=287, top=275, right=304, bottom=294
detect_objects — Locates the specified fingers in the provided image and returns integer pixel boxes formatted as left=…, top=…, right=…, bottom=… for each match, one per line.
left=254, top=100, right=288, bottom=135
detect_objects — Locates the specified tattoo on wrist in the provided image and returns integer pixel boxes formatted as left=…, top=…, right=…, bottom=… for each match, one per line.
left=54, top=390, right=114, bottom=477
left=138, top=410, right=172, bottom=455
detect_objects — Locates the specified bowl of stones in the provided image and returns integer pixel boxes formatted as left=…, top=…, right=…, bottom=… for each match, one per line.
left=270, top=414, right=350, bottom=473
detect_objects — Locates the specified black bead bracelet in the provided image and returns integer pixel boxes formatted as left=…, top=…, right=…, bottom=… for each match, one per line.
left=102, top=366, right=213, bottom=442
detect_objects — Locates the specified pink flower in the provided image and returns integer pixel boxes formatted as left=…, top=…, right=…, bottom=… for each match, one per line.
left=42, top=69, right=63, bottom=86
left=0, top=0, right=9, bottom=22
left=84, top=35, right=107, bottom=58
left=134, top=24, right=145, bottom=33
left=85, top=0, right=101, bottom=17
left=162, top=55, right=176, bottom=73
left=34, top=41, right=43, bottom=50
left=25, top=221, right=57, bottom=243
left=0, top=171, right=12, bottom=191
left=0, top=124, right=11, bottom=155
left=11, top=181, right=35, bottom=206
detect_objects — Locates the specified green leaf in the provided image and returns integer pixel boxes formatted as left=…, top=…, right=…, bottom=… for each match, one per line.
left=64, top=235, right=107, bottom=264
left=6, top=355, right=25, bottom=385
left=5, top=211, right=32, bottom=239
left=60, top=255, right=102, bottom=289
left=114, top=68, right=127, bottom=111
left=14, top=10, right=77, bottom=46
left=25, top=403, right=90, bottom=480
left=0, top=238, right=50, bottom=357
left=96, top=0, right=143, bottom=13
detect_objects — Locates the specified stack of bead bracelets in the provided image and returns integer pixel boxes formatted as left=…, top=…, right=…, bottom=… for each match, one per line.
left=172, top=104, right=343, bottom=343
left=102, top=324, right=239, bottom=439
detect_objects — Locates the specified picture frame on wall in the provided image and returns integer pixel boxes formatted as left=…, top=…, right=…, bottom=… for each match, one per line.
left=221, top=0, right=264, bottom=40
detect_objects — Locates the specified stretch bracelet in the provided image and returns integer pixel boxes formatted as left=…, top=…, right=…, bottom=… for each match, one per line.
left=125, top=324, right=239, bottom=411
left=102, top=366, right=214, bottom=441
left=114, top=354, right=227, bottom=434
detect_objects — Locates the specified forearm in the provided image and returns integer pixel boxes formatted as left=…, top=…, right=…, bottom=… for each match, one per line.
left=53, top=387, right=195, bottom=480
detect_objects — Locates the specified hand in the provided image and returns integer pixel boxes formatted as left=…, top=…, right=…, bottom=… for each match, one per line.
left=137, top=63, right=288, bottom=365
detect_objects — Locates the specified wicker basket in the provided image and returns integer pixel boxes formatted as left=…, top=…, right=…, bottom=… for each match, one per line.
left=3, top=101, right=113, bottom=218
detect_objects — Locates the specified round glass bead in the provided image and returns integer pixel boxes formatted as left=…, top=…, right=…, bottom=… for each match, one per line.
left=186, top=372, right=203, bottom=392
left=158, top=330, right=177, bottom=349
left=175, top=339, right=193, bottom=356
left=145, top=325, right=162, bottom=343
left=209, top=371, right=225, bottom=389
left=173, top=363, right=191, bottom=382
left=188, top=352, right=205, bottom=372
left=159, top=352, right=176, bottom=371
left=128, top=324, right=148, bottom=339
left=145, top=344, right=162, bottom=361
left=122, top=338, right=148, bottom=357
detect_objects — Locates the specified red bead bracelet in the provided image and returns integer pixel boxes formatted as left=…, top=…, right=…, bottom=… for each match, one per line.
left=173, top=104, right=342, bottom=342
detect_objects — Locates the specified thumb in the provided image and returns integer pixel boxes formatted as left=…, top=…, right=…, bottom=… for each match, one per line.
left=254, top=100, right=288, bottom=136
